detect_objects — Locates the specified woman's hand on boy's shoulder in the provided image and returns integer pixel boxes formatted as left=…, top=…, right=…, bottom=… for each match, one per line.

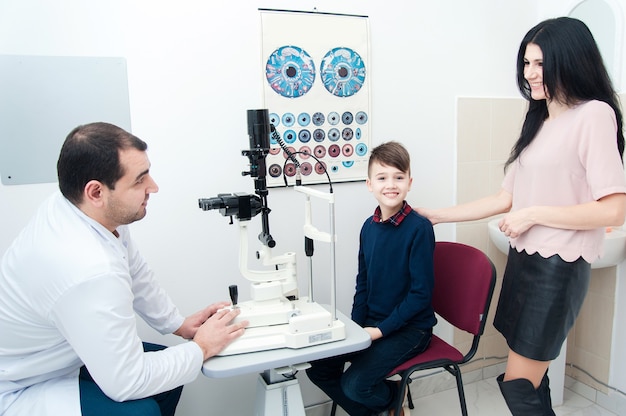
left=415, top=207, right=436, bottom=225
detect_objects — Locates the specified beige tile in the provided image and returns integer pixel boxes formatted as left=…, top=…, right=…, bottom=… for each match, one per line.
left=487, top=244, right=507, bottom=272
left=455, top=221, right=490, bottom=253
left=457, top=97, right=491, bottom=163
left=486, top=241, right=507, bottom=272
left=490, top=98, right=526, bottom=161
left=589, top=267, right=617, bottom=298
left=565, top=349, right=610, bottom=394
left=488, top=161, right=507, bottom=195
left=457, top=161, right=491, bottom=204
left=568, top=324, right=577, bottom=352
left=483, top=332, right=509, bottom=359
left=574, top=291, right=614, bottom=358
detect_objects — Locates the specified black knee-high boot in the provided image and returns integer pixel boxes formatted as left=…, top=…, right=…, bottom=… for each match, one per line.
left=537, top=372, right=556, bottom=416
left=497, top=373, right=554, bottom=415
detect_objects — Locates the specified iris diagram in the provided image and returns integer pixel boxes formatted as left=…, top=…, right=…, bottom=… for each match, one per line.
left=266, top=46, right=316, bottom=98
left=320, top=47, right=366, bottom=97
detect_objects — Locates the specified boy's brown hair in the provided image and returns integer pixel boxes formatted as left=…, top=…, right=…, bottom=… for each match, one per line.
left=367, top=141, right=411, bottom=177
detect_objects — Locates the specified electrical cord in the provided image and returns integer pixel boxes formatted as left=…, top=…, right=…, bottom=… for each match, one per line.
left=270, top=124, right=299, bottom=169
left=564, top=361, right=626, bottom=398
left=270, top=124, right=334, bottom=192
left=280, top=150, right=333, bottom=192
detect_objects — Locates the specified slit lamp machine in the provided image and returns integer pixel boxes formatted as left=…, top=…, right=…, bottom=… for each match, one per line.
left=198, top=109, right=346, bottom=356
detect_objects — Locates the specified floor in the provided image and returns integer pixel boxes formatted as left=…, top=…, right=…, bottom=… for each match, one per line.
left=327, top=376, right=618, bottom=416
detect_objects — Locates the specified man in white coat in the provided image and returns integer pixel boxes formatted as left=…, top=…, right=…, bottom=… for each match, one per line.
left=0, top=122, right=247, bottom=416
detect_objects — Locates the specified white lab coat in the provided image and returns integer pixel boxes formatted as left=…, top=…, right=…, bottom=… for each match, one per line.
left=0, top=192, right=204, bottom=415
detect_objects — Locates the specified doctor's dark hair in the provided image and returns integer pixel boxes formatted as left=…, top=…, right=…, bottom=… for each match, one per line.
left=57, top=122, right=148, bottom=204
left=368, top=141, right=411, bottom=177
left=506, top=16, right=624, bottom=169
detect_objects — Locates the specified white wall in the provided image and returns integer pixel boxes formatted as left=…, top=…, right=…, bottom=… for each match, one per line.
left=0, top=1, right=548, bottom=414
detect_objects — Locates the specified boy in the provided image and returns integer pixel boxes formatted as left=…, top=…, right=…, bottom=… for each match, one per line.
left=307, top=141, right=436, bottom=416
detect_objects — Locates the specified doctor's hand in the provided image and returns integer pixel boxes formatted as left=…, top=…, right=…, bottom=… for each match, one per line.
left=174, top=301, right=232, bottom=340
left=193, top=308, right=248, bottom=360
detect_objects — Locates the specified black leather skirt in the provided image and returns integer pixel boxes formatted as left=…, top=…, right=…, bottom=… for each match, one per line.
left=493, top=247, right=591, bottom=361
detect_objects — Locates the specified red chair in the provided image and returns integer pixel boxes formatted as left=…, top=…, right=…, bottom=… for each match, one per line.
left=331, top=241, right=496, bottom=415
left=389, top=241, right=496, bottom=415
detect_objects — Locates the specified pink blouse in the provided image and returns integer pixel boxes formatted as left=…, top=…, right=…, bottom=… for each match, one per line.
left=502, top=100, right=626, bottom=263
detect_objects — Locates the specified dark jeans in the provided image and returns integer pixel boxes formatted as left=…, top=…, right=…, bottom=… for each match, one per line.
left=79, top=342, right=183, bottom=416
left=307, top=324, right=431, bottom=416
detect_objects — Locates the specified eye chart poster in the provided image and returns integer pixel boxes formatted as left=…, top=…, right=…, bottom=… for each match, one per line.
left=260, top=9, right=371, bottom=187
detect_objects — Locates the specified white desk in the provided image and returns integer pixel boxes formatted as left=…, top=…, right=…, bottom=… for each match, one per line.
left=202, top=309, right=371, bottom=415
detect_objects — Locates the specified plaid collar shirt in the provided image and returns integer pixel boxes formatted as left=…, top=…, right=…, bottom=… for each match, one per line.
left=372, top=201, right=412, bottom=226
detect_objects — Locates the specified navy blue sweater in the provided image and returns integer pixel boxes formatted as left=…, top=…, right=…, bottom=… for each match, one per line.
left=351, top=206, right=437, bottom=336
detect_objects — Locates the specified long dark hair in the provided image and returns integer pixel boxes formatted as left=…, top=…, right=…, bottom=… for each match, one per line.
left=505, top=17, right=624, bottom=170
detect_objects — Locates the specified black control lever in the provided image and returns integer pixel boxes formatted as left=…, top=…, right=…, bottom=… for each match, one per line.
left=229, top=284, right=238, bottom=308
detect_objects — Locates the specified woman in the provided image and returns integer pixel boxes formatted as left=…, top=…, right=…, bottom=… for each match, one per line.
left=418, top=17, right=626, bottom=415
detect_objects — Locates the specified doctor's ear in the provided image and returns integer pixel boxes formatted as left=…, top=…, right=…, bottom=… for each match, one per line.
left=83, top=180, right=106, bottom=207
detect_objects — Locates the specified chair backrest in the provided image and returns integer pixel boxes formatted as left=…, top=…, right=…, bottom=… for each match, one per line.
left=432, top=241, right=496, bottom=337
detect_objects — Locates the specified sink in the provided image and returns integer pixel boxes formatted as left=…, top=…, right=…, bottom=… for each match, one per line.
left=594, top=227, right=626, bottom=268
left=487, top=219, right=510, bottom=256
left=487, top=219, right=626, bottom=269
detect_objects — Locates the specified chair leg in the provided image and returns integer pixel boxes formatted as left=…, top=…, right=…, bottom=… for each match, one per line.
left=393, top=377, right=411, bottom=416
left=453, top=367, right=468, bottom=416
left=406, top=385, right=414, bottom=410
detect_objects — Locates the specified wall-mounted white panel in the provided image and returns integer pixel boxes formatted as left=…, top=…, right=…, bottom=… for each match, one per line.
left=0, top=55, right=130, bottom=185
